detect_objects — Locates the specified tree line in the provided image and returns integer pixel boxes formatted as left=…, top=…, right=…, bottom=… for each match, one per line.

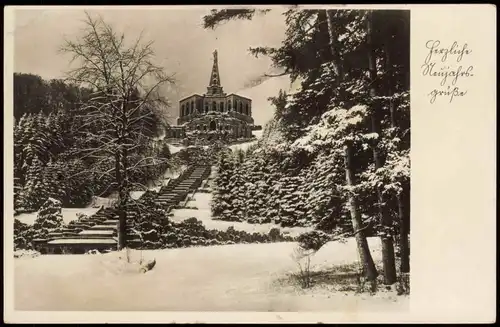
left=206, top=9, right=410, bottom=285
left=14, top=12, right=175, bottom=246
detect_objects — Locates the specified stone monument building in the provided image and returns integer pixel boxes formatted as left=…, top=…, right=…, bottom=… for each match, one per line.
left=167, top=50, right=255, bottom=142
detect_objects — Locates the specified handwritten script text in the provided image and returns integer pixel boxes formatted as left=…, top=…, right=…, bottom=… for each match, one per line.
left=421, top=40, right=474, bottom=104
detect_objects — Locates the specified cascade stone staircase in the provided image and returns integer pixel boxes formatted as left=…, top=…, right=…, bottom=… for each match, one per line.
left=35, top=165, right=211, bottom=254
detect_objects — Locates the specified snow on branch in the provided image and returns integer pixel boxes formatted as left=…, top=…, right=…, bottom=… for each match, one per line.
left=202, top=9, right=270, bottom=30
left=292, top=105, right=370, bottom=152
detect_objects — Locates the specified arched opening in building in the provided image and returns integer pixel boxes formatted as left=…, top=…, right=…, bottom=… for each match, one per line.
left=205, top=104, right=209, bottom=113
left=181, top=104, right=185, bottom=116
left=190, top=101, right=194, bottom=114
left=220, top=102, right=224, bottom=112
left=245, top=103, right=249, bottom=115
left=228, top=100, right=232, bottom=111
left=212, top=101, right=217, bottom=111
left=239, top=102, right=243, bottom=114
left=209, top=121, right=217, bottom=131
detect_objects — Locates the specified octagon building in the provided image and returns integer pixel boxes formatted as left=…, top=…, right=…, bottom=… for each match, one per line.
left=169, top=50, right=254, bottom=142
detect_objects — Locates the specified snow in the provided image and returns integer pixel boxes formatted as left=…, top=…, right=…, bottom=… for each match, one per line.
left=47, top=239, right=116, bottom=245
left=253, top=130, right=264, bottom=139
left=168, top=144, right=185, bottom=154
left=229, top=141, right=257, bottom=152
left=15, top=207, right=102, bottom=226
left=88, top=196, right=116, bottom=208
left=228, top=130, right=264, bottom=152
left=13, top=249, right=40, bottom=259
left=14, top=237, right=408, bottom=311
left=171, top=190, right=313, bottom=237
left=14, top=166, right=183, bottom=227
left=79, top=230, right=114, bottom=236
left=130, top=191, right=145, bottom=200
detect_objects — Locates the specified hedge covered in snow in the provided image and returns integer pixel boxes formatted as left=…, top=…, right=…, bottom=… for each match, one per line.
left=128, top=197, right=296, bottom=250
left=210, top=143, right=354, bottom=232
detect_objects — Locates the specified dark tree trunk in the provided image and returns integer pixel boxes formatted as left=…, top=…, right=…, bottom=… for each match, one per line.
left=324, top=10, right=377, bottom=280
left=115, top=149, right=126, bottom=251
left=385, top=35, right=411, bottom=275
left=397, top=192, right=410, bottom=273
left=367, top=10, right=397, bottom=285
left=316, top=10, right=332, bottom=63
left=325, top=9, right=343, bottom=80
left=344, top=144, right=379, bottom=281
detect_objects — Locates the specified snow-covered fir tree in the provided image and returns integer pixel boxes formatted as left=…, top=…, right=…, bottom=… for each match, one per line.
left=33, top=197, right=64, bottom=238
left=211, top=150, right=236, bottom=219
left=18, top=156, right=49, bottom=211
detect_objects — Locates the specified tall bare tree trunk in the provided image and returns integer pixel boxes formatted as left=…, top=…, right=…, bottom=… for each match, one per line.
left=398, top=192, right=410, bottom=273
left=325, top=10, right=343, bottom=79
left=385, top=40, right=410, bottom=275
left=344, top=144, right=379, bottom=281
left=117, top=143, right=130, bottom=250
left=115, top=148, right=126, bottom=250
left=367, top=10, right=397, bottom=285
left=324, top=10, right=378, bottom=280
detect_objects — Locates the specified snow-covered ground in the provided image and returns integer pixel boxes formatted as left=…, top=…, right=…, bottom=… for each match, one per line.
left=13, top=137, right=408, bottom=312
left=171, top=189, right=313, bottom=237
left=14, top=237, right=408, bottom=311
left=253, top=129, right=264, bottom=139
left=229, top=130, right=263, bottom=152
left=15, top=208, right=102, bottom=226
left=168, top=143, right=185, bottom=154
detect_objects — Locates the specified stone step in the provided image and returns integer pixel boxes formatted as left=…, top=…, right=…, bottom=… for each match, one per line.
left=91, top=215, right=112, bottom=220
left=61, top=233, right=81, bottom=238
left=177, top=185, right=196, bottom=189
left=47, top=238, right=117, bottom=246
left=79, top=219, right=96, bottom=223
left=89, top=225, right=117, bottom=231
left=157, top=194, right=179, bottom=199
left=79, top=230, right=115, bottom=237
left=159, top=191, right=182, bottom=195
left=156, top=199, right=178, bottom=203
left=155, top=201, right=174, bottom=205
left=157, top=194, right=181, bottom=201
left=91, top=222, right=135, bottom=229
left=156, top=198, right=179, bottom=203
left=155, top=201, right=177, bottom=206
left=159, top=193, right=176, bottom=197
left=102, top=220, right=119, bottom=225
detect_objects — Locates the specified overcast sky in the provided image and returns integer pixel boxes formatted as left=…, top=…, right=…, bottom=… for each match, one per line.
left=13, top=7, right=290, bottom=124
